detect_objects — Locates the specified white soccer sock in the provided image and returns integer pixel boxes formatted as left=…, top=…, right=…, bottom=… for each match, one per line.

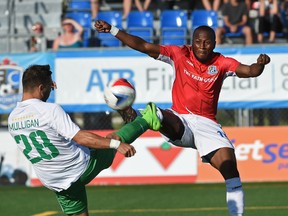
left=225, top=177, right=244, bottom=216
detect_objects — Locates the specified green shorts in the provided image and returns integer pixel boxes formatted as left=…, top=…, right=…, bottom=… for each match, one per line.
left=55, top=149, right=116, bottom=215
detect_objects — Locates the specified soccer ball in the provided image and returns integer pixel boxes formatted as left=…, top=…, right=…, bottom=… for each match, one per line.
left=104, top=78, right=136, bottom=110
left=0, top=83, right=15, bottom=96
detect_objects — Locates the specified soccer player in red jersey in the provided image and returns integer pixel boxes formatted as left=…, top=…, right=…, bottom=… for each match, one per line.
left=95, top=21, right=270, bottom=216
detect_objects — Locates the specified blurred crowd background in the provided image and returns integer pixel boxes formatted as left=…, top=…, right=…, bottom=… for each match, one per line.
left=0, top=0, right=287, bottom=52
left=0, top=0, right=288, bottom=130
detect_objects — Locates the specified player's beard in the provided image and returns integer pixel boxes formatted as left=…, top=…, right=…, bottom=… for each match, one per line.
left=41, top=88, right=51, bottom=102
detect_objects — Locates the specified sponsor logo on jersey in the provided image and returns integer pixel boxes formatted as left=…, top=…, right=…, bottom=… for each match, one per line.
left=186, top=60, right=194, bottom=67
left=207, top=65, right=218, bottom=75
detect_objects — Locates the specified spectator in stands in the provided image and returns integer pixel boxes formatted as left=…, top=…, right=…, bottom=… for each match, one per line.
left=224, top=0, right=252, bottom=9
left=193, top=0, right=223, bottom=11
left=157, top=0, right=191, bottom=11
left=52, top=18, right=83, bottom=50
left=122, top=0, right=132, bottom=19
left=282, top=0, right=288, bottom=14
left=135, top=0, right=151, bottom=12
left=91, top=0, right=100, bottom=20
left=215, top=0, right=253, bottom=45
left=257, top=0, right=283, bottom=43
left=282, top=0, right=288, bottom=29
left=122, top=0, right=152, bottom=20
left=27, top=22, right=47, bottom=52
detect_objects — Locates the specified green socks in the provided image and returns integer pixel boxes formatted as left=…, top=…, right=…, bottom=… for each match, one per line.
left=115, top=116, right=149, bottom=143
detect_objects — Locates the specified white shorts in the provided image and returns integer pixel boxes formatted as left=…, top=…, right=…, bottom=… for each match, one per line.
left=161, top=109, right=234, bottom=162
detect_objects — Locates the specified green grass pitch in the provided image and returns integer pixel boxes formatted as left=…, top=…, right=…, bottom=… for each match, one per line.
left=1, top=182, right=288, bottom=216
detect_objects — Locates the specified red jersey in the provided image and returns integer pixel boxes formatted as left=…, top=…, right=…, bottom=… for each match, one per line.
left=158, top=45, right=240, bottom=122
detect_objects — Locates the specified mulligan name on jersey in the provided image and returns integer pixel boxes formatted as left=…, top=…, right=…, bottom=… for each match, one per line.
left=8, top=116, right=39, bottom=131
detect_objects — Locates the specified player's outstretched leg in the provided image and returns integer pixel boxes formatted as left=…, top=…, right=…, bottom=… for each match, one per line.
left=117, top=106, right=138, bottom=123
left=114, top=102, right=161, bottom=144
left=140, top=102, right=161, bottom=131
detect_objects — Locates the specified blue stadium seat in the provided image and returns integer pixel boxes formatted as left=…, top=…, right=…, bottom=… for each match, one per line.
left=127, top=11, right=154, bottom=42
left=191, top=10, right=218, bottom=30
left=96, top=11, right=123, bottom=47
left=225, top=29, right=244, bottom=38
left=67, top=1, right=91, bottom=11
left=160, top=10, right=188, bottom=45
left=82, top=28, right=91, bottom=47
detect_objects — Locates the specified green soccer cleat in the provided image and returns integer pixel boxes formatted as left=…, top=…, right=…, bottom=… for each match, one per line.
left=140, top=102, right=161, bottom=131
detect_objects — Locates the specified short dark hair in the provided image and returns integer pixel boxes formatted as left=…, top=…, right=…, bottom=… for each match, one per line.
left=193, top=25, right=216, bottom=42
left=22, top=65, right=52, bottom=91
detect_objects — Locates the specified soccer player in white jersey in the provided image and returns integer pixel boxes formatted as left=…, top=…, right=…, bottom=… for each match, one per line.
left=94, top=21, right=271, bottom=216
left=8, top=64, right=161, bottom=216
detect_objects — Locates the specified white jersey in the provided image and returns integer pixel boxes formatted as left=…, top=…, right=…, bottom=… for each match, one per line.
left=8, top=99, right=90, bottom=192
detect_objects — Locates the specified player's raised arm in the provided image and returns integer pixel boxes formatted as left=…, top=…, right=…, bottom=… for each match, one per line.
left=94, top=20, right=160, bottom=59
left=235, top=54, right=271, bottom=78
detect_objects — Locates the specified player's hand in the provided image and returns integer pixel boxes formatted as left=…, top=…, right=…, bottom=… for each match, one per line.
left=94, top=20, right=111, bottom=33
left=106, top=133, right=135, bottom=157
left=257, top=54, right=270, bottom=66
left=117, top=143, right=136, bottom=157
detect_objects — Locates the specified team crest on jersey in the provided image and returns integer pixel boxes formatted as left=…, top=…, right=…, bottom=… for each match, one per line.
left=207, top=65, right=218, bottom=75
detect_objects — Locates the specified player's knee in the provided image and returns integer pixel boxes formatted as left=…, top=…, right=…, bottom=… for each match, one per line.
left=220, top=161, right=239, bottom=179
left=161, top=110, right=184, bottom=140
left=102, top=149, right=117, bottom=169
